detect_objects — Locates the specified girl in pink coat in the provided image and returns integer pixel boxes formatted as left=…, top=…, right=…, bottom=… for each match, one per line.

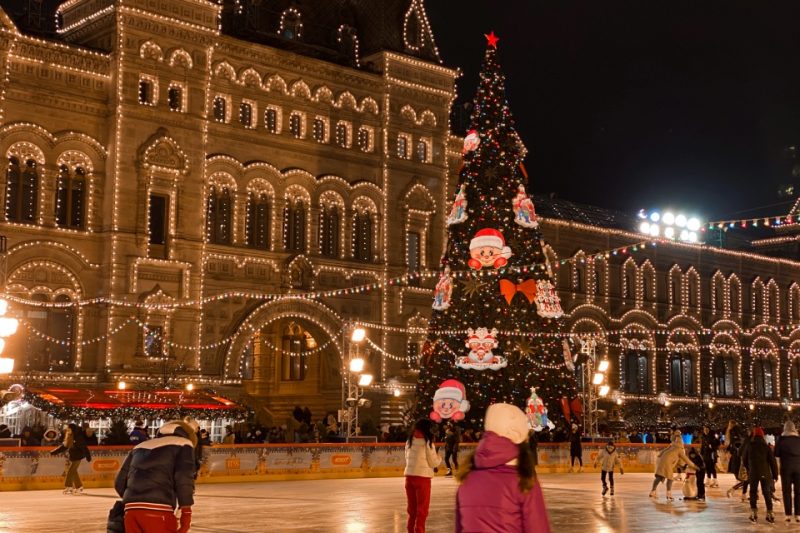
left=456, top=403, right=552, bottom=533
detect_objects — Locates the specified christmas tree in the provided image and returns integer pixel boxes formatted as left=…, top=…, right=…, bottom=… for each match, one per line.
left=416, top=32, right=578, bottom=430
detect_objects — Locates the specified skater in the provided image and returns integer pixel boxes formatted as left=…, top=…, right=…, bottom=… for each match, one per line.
left=650, top=431, right=696, bottom=501
left=456, top=403, right=551, bottom=533
left=686, top=446, right=706, bottom=501
left=50, top=423, right=91, bottom=495
left=444, top=421, right=461, bottom=477
left=115, top=420, right=196, bottom=533
left=404, top=419, right=441, bottom=533
left=593, top=439, right=623, bottom=496
left=700, top=426, right=719, bottom=488
left=727, top=426, right=752, bottom=501
left=776, top=420, right=800, bottom=523
left=568, top=424, right=583, bottom=472
left=745, top=427, right=778, bottom=524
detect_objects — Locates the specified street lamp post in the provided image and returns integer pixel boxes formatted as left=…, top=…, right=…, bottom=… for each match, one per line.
left=341, top=325, right=371, bottom=442
left=580, top=338, right=609, bottom=442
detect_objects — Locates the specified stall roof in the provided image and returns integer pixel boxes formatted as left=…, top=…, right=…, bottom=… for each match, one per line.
left=24, top=386, right=247, bottom=420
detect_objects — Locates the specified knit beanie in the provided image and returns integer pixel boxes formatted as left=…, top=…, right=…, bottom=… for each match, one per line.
left=785, top=420, right=798, bottom=436
left=484, top=403, right=529, bottom=445
left=753, top=427, right=765, bottom=438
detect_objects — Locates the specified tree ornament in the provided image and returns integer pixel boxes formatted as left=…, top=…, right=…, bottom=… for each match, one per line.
left=460, top=278, right=486, bottom=299
left=512, top=184, right=538, bottom=228
left=456, top=327, right=507, bottom=371
left=463, top=129, right=480, bottom=153
left=446, top=183, right=469, bottom=226
left=534, top=279, right=564, bottom=318
left=513, top=338, right=534, bottom=360
left=498, top=279, right=537, bottom=305
left=432, top=266, right=453, bottom=311
left=527, top=387, right=554, bottom=431
left=430, top=379, right=470, bottom=422
left=467, top=228, right=513, bottom=270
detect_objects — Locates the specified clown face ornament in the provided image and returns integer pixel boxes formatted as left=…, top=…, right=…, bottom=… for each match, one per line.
left=467, top=228, right=513, bottom=270
left=462, top=129, right=480, bottom=154
left=430, top=379, right=470, bottom=422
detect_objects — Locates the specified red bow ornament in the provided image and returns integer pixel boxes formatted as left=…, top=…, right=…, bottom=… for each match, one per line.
left=499, top=279, right=537, bottom=305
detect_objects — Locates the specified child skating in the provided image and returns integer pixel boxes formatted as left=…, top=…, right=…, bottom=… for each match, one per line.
left=593, top=439, right=624, bottom=496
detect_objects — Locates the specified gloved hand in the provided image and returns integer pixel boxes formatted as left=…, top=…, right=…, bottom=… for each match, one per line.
left=620, top=469, right=624, bottom=476
left=178, top=507, right=192, bottom=533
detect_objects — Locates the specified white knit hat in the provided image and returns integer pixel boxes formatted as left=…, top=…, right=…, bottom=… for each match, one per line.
left=484, top=403, right=529, bottom=445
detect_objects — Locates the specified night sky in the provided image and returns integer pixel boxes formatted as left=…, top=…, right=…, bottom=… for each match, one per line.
left=426, top=1, right=800, bottom=221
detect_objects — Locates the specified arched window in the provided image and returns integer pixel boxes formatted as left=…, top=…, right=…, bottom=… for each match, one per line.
left=642, top=268, right=654, bottom=301
left=669, top=353, right=693, bottom=395
left=792, top=359, right=800, bottom=401
left=138, top=78, right=154, bottom=105
left=281, top=322, right=310, bottom=381
left=55, top=164, right=86, bottom=229
left=206, top=185, right=232, bottom=244
left=624, top=351, right=649, bottom=394
left=338, top=25, right=359, bottom=66
left=312, top=118, right=326, bottom=143
left=280, top=9, right=303, bottom=40
left=416, top=139, right=429, bottom=162
left=284, top=199, right=306, bottom=252
left=213, top=96, right=227, bottom=122
left=319, top=204, right=340, bottom=257
left=239, top=102, right=253, bottom=128
left=730, top=279, right=741, bottom=315
left=335, top=122, right=350, bottom=148
left=753, top=358, right=775, bottom=399
left=246, top=192, right=270, bottom=250
left=397, top=134, right=410, bottom=159
left=357, top=127, right=372, bottom=152
left=289, top=113, right=303, bottom=139
left=713, top=356, right=735, bottom=397
left=265, top=108, right=279, bottom=134
left=167, top=85, right=183, bottom=112
left=354, top=210, right=373, bottom=262
left=405, top=9, right=421, bottom=49
left=25, top=293, right=74, bottom=370
left=5, top=156, right=38, bottom=223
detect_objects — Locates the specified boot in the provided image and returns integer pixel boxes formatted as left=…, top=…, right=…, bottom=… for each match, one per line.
left=749, top=510, right=757, bottom=523
left=610, top=487, right=615, bottom=496
left=602, top=485, right=608, bottom=496
left=766, top=511, right=775, bottom=524
left=666, top=490, right=674, bottom=501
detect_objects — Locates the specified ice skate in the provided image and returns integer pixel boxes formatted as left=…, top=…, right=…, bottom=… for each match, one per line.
left=786, top=516, right=793, bottom=524
left=666, top=490, right=674, bottom=501
left=767, top=511, right=775, bottom=524
left=749, top=510, right=757, bottom=523
left=602, top=486, right=608, bottom=496
left=73, top=487, right=83, bottom=495
left=62, top=488, right=73, bottom=495
left=795, top=515, right=800, bottom=522
left=445, top=468, right=452, bottom=477
left=578, top=466, right=583, bottom=473
left=649, top=490, right=656, bottom=498
left=610, top=487, right=615, bottom=496
left=726, top=488, right=733, bottom=498
left=712, top=480, right=719, bottom=488
left=568, top=467, right=574, bottom=473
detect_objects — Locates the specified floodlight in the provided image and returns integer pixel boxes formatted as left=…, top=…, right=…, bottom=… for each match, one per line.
left=662, top=212, right=675, bottom=225
left=649, top=224, right=660, bottom=237
left=664, top=227, right=675, bottom=239
left=185, top=383, right=194, bottom=391
left=639, top=222, right=651, bottom=234
left=0, top=299, right=8, bottom=316
left=675, top=214, right=687, bottom=227
left=650, top=212, right=661, bottom=222
left=351, top=328, right=367, bottom=343
left=349, top=358, right=365, bottom=373
left=0, top=357, right=13, bottom=374
left=393, top=388, right=401, bottom=397
left=592, top=372, right=604, bottom=385
left=687, top=218, right=701, bottom=231
left=117, top=381, right=127, bottom=390
left=598, top=385, right=610, bottom=397
left=358, top=374, right=373, bottom=387
left=597, top=359, right=609, bottom=373
left=0, top=317, right=18, bottom=337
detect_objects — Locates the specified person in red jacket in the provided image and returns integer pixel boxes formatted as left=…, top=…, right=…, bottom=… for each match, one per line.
left=456, top=403, right=551, bottom=533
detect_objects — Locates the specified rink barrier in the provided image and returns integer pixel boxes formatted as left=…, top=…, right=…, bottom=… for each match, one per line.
left=0, top=442, right=673, bottom=491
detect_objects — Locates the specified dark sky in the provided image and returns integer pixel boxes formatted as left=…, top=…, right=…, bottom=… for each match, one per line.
left=426, top=0, right=800, bottom=220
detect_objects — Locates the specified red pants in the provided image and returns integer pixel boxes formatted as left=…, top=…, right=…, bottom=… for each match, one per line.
left=124, top=510, right=179, bottom=533
left=405, top=475, right=431, bottom=533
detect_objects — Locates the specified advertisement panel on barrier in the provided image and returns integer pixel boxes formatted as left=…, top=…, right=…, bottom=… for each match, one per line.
left=0, top=442, right=671, bottom=491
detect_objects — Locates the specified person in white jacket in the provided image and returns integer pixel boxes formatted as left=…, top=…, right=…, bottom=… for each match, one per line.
left=593, top=439, right=623, bottom=496
left=404, top=418, right=441, bottom=533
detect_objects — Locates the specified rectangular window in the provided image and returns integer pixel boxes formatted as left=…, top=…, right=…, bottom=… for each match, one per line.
left=406, top=232, right=420, bottom=272
left=144, top=325, right=164, bottom=358
left=149, top=194, right=168, bottom=246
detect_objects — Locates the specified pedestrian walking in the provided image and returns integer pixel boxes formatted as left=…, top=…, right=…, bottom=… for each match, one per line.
left=700, top=426, right=719, bottom=488
left=50, top=423, right=92, bottom=495
left=444, top=421, right=461, bottom=477
left=775, top=420, right=800, bottom=524
left=568, top=424, right=582, bottom=472
left=650, top=430, right=696, bottom=501
left=115, top=420, right=196, bottom=533
left=745, top=427, right=778, bottom=523
left=686, top=446, right=706, bottom=501
left=455, top=403, right=551, bottom=533
left=404, top=419, right=441, bottom=533
left=593, top=439, right=623, bottom=496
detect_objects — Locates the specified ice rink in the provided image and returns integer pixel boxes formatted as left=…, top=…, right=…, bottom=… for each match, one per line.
left=0, top=473, right=790, bottom=532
